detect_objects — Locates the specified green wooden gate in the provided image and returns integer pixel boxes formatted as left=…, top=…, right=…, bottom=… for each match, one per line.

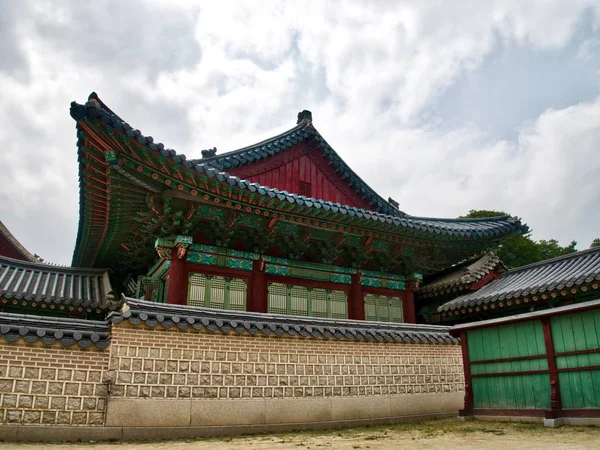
left=452, top=299, right=600, bottom=419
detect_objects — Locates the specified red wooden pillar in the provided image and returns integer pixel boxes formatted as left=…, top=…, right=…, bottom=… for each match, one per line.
left=402, top=286, right=416, bottom=324
left=348, top=273, right=365, bottom=320
left=248, top=259, right=268, bottom=313
left=542, top=318, right=562, bottom=418
left=459, top=330, right=474, bottom=415
left=166, top=247, right=189, bottom=305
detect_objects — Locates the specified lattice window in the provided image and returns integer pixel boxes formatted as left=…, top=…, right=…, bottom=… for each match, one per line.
left=290, top=285, right=309, bottom=316
left=364, top=293, right=403, bottom=323
left=329, top=290, right=348, bottom=319
left=268, top=283, right=288, bottom=315
left=268, top=283, right=348, bottom=319
left=188, top=273, right=247, bottom=311
left=311, top=288, right=328, bottom=318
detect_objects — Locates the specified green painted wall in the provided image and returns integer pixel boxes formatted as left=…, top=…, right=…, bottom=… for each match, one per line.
left=551, top=310, right=600, bottom=409
left=467, top=321, right=550, bottom=409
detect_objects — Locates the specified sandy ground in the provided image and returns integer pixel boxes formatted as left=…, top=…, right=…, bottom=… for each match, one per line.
left=2, top=419, right=600, bottom=450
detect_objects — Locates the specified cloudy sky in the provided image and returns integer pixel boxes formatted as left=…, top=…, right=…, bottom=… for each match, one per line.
left=1, top=0, right=600, bottom=265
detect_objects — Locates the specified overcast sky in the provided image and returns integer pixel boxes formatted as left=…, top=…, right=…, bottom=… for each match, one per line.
left=1, top=0, right=600, bottom=265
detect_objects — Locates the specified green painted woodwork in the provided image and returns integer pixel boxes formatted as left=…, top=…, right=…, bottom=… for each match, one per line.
left=267, top=282, right=348, bottom=319
left=364, top=294, right=403, bottom=323
left=551, top=310, right=600, bottom=409
left=186, top=251, right=217, bottom=266
left=190, top=244, right=259, bottom=261
left=466, top=322, right=550, bottom=410
left=188, top=273, right=246, bottom=311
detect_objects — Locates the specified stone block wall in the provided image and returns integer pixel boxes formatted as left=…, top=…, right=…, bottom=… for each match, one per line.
left=109, top=325, right=463, bottom=400
left=104, top=323, right=464, bottom=427
left=0, top=317, right=464, bottom=435
left=0, top=342, right=109, bottom=426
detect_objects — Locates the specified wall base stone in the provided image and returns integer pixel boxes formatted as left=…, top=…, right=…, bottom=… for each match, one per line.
left=104, top=392, right=462, bottom=429
left=1, top=410, right=458, bottom=442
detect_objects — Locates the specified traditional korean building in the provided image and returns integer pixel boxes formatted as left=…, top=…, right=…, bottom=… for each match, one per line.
left=69, top=92, right=527, bottom=324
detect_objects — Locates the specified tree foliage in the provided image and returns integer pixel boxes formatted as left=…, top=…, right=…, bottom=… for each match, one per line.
left=460, top=210, right=578, bottom=268
left=591, top=238, right=600, bottom=249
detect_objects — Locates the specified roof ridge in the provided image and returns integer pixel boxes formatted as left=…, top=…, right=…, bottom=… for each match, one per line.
left=407, top=215, right=511, bottom=223
left=506, top=246, right=600, bottom=274
left=197, top=122, right=308, bottom=162
left=0, top=254, right=109, bottom=274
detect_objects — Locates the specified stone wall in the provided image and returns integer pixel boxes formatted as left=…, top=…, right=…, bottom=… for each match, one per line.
left=0, top=303, right=465, bottom=440
left=104, top=324, right=463, bottom=428
left=0, top=342, right=109, bottom=426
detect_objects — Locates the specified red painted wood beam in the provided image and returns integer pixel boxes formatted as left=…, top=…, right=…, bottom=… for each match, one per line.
left=402, top=288, right=416, bottom=324
left=348, top=273, right=365, bottom=321
left=165, top=248, right=189, bottom=305
left=469, top=270, right=500, bottom=291
left=459, top=330, right=474, bottom=416
left=248, top=259, right=268, bottom=313
left=542, top=318, right=563, bottom=416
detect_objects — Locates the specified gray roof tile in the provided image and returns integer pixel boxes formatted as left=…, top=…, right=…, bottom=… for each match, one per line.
left=420, top=252, right=504, bottom=298
left=0, top=255, right=117, bottom=310
left=70, top=93, right=528, bottom=241
left=0, top=312, right=110, bottom=348
left=439, top=247, right=600, bottom=313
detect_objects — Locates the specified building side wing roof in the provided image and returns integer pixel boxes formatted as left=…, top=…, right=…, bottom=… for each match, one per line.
left=419, top=252, right=504, bottom=297
left=0, top=255, right=117, bottom=311
left=438, top=247, right=600, bottom=313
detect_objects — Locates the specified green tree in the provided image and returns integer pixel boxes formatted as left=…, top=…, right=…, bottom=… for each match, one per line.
left=460, top=210, right=577, bottom=268
left=591, top=238, right=600, bottom=249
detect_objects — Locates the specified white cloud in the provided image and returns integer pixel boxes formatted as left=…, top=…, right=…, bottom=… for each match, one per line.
left=0, top=0, right=599, bottom=264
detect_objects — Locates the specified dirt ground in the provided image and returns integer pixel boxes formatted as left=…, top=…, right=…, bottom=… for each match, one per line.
left=3, top=419, right=600, bottom=450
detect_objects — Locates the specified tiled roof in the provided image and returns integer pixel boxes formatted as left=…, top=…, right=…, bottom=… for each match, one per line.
left=70, top=93, right=527, bottom=241
left=196, top=121, right=402, bottom=216
left=419, top=252, right=504, bottom=298
left=0, top=312, right=110, bottom=348
left=439, top=247, right=600, bottom=314
left=113, top=298, right=458, bottom=344
left=0, top=220, right=37, bottom=262
left=0, top=255, right=119, bottom=311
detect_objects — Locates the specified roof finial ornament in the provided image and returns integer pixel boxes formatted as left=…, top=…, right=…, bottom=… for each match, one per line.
left=297, top=110, right=313, bottom=125
left=388, top=197, right=400, bottom=209
left=201, top=147, right=217, bottom=159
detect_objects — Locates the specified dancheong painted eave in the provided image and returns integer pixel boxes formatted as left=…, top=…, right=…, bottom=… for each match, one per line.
left=69, top=92, right=528, bottom=274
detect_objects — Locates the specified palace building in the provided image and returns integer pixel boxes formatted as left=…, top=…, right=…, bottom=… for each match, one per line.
left=67, top=93, right=526, bottom=324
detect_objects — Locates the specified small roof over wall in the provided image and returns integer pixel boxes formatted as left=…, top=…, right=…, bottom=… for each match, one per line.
left=0, top=312, right=110, bottom=349
left=115, top=298, right=458, bottom=344
left=439, top=247, right=600, bottom=320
